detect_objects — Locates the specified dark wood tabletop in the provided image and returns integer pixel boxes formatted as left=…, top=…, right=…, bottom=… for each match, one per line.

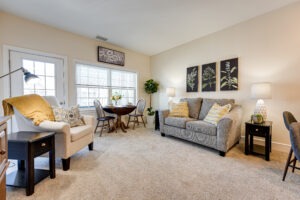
left=7, top=132, right=55, bottom=143
left=103, top=106, right=136, bottom=116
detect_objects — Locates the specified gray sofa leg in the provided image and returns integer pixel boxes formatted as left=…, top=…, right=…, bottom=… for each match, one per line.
left=219, top=151, right=226, bottom=157
left=161, top=133, right=165, bottom=137
left=62, top=158, right=70, bottom=171
left=88, top=142, right=94, bottom=151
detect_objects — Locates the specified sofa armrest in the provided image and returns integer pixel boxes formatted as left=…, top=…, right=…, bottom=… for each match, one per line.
left=82, top=115, right=95, bottom=127
left=158, top=110, right=169, bottom=132
left=217, top=105, right=243, bottom=152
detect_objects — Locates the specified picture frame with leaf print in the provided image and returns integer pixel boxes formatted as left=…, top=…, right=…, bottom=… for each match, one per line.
left=186, top=66, right=198, bottom=92
left=202, top=62, right=216, bottom=92
left=220, top=58, right=238, bottom=91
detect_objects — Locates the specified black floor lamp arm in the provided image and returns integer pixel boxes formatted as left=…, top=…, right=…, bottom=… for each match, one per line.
left=0, top=67, right=24, bottom=79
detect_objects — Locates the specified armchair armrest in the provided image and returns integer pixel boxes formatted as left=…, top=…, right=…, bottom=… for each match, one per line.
left=82, top=115, right=95, bottom=127
left=158, top=110, right=170, bottom=132
left=38, top=120, right=70, bottom=133
left=217, top=105, right=243, bottom=152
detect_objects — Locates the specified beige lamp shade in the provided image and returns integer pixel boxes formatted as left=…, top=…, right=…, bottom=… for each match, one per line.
left=251, top=82, right=272, bottom=121
left=251, top=82, right=272, bottom=99
left=166, top=87, right=175, bottom=97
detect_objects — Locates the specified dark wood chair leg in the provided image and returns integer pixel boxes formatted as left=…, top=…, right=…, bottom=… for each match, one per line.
left=94, top=121, right=100, bottom=133
left=133, top=117, right=136, bottom=130
left=161, top=133, right=165, bottom=137
left=88, top=142, right=93, bottom=151
left=62, top=158, right=71, bottom=171
left=141, top=116, right=146, bottom=127
left=292, top=157, right=297, bottom=173
left=100, top=121, right=104, bottom=137
left=282, top=148, right=293, bottom=181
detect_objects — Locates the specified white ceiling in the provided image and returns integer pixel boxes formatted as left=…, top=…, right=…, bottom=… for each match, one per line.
left=0, top=0, right=299, bottom=55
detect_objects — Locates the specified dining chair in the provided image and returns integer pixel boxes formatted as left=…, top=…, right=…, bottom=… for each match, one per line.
left=282, top=111, right=299, bottom=181
left=94, top=99, right=116, bottom=136
left=127, top=99, right=146, bottom=129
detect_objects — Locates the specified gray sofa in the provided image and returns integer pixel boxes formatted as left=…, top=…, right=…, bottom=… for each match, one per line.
left=159, top=98, right=242, bottom=156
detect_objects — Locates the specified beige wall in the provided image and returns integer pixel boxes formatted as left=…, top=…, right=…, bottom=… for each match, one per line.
left=151, top=2, right=300, bottom=150
left=0, top=11, right=151, bottom=111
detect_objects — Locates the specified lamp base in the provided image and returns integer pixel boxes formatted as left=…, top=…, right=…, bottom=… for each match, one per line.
left=254, top=99, right=267, bottom=121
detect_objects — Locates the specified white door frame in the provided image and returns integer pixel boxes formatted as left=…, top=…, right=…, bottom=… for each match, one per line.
left=2, top=45, right=68, bottom=106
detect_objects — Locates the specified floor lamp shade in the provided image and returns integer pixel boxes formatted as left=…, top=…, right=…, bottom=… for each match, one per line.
left=251, top=82, right=272, bottom=121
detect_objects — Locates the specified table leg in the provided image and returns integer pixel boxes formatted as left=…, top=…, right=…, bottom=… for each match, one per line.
left=49, top=136, right=55, bottom=179
left=245, top=125, right=249, bottom=155
left=265, top=132, right=270, bottom=161
left=250, top=135, right=253, bottom=153
left=26, top=145, right=34, bottom=196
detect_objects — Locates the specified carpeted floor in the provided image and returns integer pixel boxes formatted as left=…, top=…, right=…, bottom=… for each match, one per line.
left=6, top=128, right=300, bottom=200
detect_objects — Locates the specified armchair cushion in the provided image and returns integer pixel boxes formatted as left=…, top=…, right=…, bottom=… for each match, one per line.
left=52, top=105, right=85, bottom=127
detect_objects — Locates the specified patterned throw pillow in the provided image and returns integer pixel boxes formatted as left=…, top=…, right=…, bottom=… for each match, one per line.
left=52, top=105, right=85, bottom=127
left=203, top=103, right=231, bottom=125
left=168, top=102, right=189, bottom=118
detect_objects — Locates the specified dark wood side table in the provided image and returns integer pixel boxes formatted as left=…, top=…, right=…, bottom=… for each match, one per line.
left=6, top=132, right=55, bottom=196
left=245, top=121, right=272, bottom=161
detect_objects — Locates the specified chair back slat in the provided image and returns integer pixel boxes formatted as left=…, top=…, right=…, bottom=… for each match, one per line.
left=94, top=100, right=106, bottom=118
left=136, top=99, right=146, bottom=115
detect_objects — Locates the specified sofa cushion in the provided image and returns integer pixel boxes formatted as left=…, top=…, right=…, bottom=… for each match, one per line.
left=169, top=102, right=189, bottom=118
left=165, top=117, right=196, bottom=128
left=180, top=97, right=203, bottom=119
left=186, top=120, right=217, bottom=136
left=70, top=125, right=93, bottom=142
left=204, top=103, right=231, bottom=125
left=199, top=98, right=235, bottom=120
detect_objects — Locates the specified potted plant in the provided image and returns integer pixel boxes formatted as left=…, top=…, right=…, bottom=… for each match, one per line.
left=144, top=79, right=159, bottom=128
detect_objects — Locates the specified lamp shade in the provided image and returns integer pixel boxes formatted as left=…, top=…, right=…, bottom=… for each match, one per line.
left=166, top=87, right=175, bottom=97
left=251, top=83, right=272, bottom=99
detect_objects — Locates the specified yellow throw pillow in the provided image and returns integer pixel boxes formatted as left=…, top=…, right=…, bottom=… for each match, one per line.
left=204, top=103, right=231, bottom=125
left=169, top=102, right=189, bottom=118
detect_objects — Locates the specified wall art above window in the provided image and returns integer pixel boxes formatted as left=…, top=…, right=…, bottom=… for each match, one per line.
left=220, top=58, right=238, bottom=91
left=186, top=66, right=198, bottom=92
left=97, top=46, right=125, bottom=66
left=202, top=62, right=216, bottom=92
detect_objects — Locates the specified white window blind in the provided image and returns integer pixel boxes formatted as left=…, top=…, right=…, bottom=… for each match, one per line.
left=76, top=63, right=137, bottom=107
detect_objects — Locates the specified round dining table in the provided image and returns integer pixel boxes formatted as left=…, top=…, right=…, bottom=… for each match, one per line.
left=102, top=105, right=136, bottom=133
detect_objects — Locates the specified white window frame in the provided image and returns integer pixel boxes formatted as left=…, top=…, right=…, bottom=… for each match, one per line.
left=74, top=60, right=139, bottom=110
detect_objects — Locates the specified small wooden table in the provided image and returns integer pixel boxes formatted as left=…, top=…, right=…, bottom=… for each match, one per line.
left=6, top=132, right=55, bottom=196
left=103, top=106, right=136, bottom=133
left=245, top=121, right=272, bottom=161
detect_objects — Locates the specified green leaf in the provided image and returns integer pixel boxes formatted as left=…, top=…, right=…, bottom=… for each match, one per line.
left=232, top=85, right=238, bottom=89
left=230, top=66, right=237, bottom=73
left=220, top=76, right=227, bottom=82
left=202, top=83, right=208, bottom=89
left=220, top=82, right=228, bottom=88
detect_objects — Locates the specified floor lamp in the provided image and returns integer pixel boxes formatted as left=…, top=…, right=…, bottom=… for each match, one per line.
left=0, top=67, right=39, bottom=83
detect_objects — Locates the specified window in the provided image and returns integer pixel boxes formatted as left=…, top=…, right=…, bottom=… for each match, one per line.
left=76, top=63, right=137, bottom=107
left=23, top=59, right=56, bottom=96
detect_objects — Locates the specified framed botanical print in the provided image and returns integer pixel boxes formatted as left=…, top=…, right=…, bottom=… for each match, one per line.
left=220, top=58, right=238, bottom=91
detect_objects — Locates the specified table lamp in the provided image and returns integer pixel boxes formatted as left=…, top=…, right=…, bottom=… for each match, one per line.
left=251, top=82, right=272, bottom=121
left=166, top=87, right=175, bottom=109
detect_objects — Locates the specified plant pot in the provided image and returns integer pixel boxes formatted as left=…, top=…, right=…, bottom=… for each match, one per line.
left=146, top=115, right=155, bottom=129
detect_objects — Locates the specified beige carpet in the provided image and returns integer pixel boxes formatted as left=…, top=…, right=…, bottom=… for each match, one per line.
left=6, top=128, right=300, bottom=200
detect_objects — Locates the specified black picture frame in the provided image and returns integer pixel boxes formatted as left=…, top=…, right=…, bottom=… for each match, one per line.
left=186, top=66, right=198, bottom=92
left=97, top=46, right=125, bottom=66
left=202, top=62, right=216, bottom=92
left=220, top=58, right=238, bottom=91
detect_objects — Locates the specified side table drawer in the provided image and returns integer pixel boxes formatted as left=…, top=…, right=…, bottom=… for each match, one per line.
left=249, top=126, right=268, bottom=136
left=33, top=137, right=52, bottom=156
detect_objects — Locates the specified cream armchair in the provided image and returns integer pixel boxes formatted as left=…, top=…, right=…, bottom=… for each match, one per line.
left=13, top=96, right=95, bottom=171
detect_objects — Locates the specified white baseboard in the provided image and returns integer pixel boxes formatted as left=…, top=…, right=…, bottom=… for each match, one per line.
left=240, top=136, right=290, bottom=153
